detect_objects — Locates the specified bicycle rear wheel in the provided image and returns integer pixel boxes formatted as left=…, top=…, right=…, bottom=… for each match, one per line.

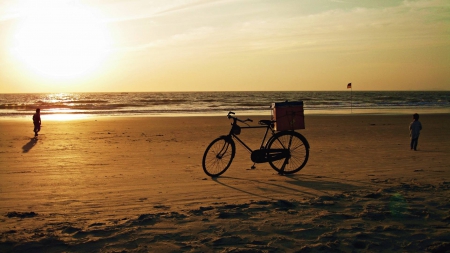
left=266, top=131, right=309, bottom=174
left=202, top=136, right=236, bottom=177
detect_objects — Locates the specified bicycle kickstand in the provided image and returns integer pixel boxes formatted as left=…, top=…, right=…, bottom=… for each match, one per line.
left=278, top=160, right=288, bottom=175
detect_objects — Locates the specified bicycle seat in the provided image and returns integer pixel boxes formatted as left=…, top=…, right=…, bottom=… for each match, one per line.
left=259, top=120, right=275, bottom=126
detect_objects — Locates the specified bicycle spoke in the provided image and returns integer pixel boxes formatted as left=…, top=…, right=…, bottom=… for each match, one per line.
left=267, top=131, right=309, bottom=174
left=202, top=136, right=235, bottom=177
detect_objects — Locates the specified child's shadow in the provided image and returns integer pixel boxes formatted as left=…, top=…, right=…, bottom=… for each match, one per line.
left=22, top=138, right=38, bottom=153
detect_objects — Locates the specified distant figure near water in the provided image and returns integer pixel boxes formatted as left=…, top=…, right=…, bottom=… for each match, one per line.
left=33, top=108, right=41, bottom=137
left=409, top=113, right=422, bottom=151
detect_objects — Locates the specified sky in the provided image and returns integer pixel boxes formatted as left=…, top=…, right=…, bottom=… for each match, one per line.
left=0, top=0, right=449, bottom=93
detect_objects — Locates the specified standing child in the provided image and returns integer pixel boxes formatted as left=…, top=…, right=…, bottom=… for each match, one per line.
left=409, top=113, right=422, bottom=151
left=33, top=108, right=41, bottom=137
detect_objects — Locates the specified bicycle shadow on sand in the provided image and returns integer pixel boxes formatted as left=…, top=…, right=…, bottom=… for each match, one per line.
left=284, top=173, right=383, bottom=190
left=212, top=173, right=362, bottom=200
left=22, top=138, right=38, bottom=153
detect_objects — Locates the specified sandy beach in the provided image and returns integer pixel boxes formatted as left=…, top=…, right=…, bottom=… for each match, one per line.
left=1, top=114, right=449, bottom=252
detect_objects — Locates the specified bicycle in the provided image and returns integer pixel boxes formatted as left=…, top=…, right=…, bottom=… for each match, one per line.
left=202, top=111, right=310, bottom=177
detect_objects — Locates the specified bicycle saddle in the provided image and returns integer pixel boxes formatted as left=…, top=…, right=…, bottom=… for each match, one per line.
left=259, top=120, right=275, bottom=126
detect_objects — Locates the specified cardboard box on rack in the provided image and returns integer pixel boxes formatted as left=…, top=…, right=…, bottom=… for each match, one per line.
left=271, top=101, right=305, bottom=131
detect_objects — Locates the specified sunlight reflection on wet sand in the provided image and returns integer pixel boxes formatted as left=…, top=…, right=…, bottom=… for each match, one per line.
left=42, top=114, right=91, bottom=121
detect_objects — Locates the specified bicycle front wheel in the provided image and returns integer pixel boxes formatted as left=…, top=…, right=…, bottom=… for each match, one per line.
left=266, top=131, right=309, bottom=174
left=202, top=136, right=236, bottom=177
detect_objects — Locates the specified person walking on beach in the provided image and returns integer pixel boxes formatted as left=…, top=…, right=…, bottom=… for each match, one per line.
left=409, top=113, right=422, bottom=151
left=33, top=108, right=41, bottom=137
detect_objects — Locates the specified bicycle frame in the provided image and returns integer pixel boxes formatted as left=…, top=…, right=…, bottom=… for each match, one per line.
left=226, top=115, right=275, bottom=153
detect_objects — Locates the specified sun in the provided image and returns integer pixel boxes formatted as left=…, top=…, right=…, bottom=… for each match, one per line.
left=11, top=2, right=112, bottom=80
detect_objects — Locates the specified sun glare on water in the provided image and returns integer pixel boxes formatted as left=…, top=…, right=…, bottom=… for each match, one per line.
left=11, top=1, right=112, bottom=80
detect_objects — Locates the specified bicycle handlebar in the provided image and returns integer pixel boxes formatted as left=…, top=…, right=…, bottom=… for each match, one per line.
left=227, top=111, right=253, bottom=124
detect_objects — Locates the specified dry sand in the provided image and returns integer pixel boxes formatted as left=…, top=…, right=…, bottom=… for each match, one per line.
left=0, top=114, right=449, bottom=252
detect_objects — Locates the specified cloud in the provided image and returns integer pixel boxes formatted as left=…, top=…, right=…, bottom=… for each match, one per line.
left=226, top=0, right=450, bottom=52
left=118, top=26, right=215, bottom=52
left=107, top=0, right=450, bottom=56
left=152, top=0, right=237, bottom=16
left=104, top=0, right=238, bottom=23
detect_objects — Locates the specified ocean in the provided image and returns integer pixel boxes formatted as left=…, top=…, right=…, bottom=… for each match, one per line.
left=0, top=91, right=449, bottom=119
